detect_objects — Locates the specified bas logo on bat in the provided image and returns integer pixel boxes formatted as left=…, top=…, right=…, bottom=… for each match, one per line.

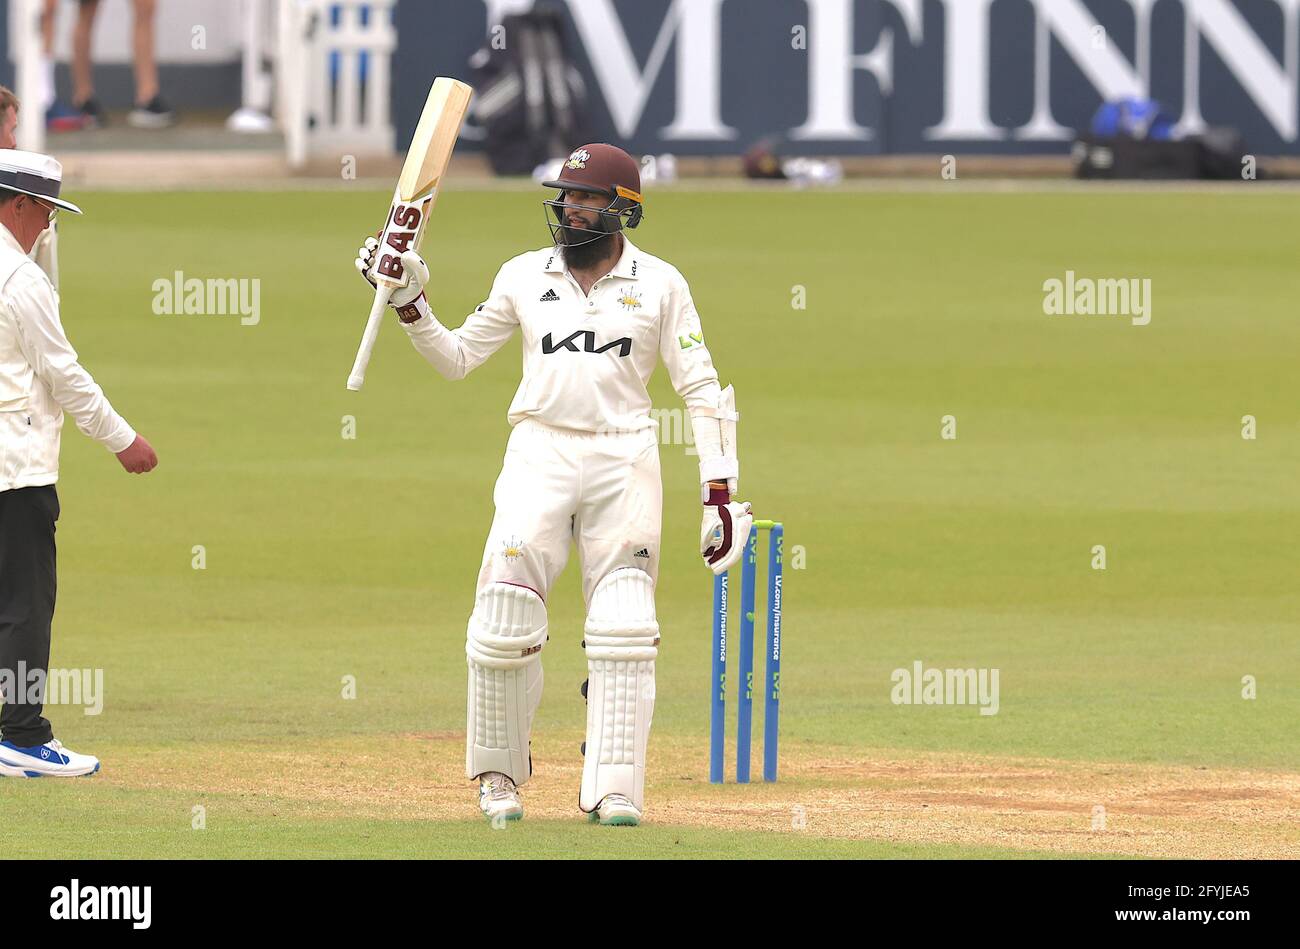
left=347, top=76, right=472, bottom=391
left=375, top=203, right=424, bottom=280
left=542, top=330, right=632, bottom=357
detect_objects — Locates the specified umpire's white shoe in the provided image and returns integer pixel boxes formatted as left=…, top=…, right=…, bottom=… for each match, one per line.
left=0, top=739, right=100, bottom=778
left=478, top=771, right=523, bottom=823
left=589, top=793, right=641, bottom=826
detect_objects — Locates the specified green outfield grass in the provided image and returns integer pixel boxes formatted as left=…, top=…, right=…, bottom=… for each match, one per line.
left=2, top=185, right=1296, bottom=858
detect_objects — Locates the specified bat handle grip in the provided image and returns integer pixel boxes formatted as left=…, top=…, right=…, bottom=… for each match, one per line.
left=347, top=285, right=396, bottom=390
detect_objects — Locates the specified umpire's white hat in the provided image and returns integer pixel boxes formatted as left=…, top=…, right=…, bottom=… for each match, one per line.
left=0, top=150, right=82, bottom=214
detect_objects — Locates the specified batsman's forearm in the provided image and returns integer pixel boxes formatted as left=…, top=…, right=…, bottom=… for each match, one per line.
left=400, top=297, right=470, bottom=380
left=689, top=384, right=740, bottom=495
left=691, top=416, right=737, bottom=484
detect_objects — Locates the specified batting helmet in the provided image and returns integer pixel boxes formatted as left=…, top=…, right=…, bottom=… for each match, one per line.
left=542, top=143, right=644, bottom=247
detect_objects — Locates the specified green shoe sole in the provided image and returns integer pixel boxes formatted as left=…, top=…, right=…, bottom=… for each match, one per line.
left=588, top=809, right=640, bottom=826
left=600, top=813, right=639, bottom=826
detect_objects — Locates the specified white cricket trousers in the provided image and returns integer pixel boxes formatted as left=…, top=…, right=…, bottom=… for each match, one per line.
left=476, top=418, right=663, bottom=604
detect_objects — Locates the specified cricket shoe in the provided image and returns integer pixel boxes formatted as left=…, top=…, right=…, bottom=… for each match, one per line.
left=76, top=96, right=107, bottom=129
left=478, top=771, right=523, bottom=823
left=588, top=793, right=640, bottom=827
left=128, top=95, right=178, bottom=129
left=0, top=739, right=100, bottom=778
left=45, top=101, right=89, bottom=133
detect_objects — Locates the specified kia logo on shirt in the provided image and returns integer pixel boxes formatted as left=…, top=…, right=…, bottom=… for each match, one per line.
left=542, top=330, right=632, bottom=358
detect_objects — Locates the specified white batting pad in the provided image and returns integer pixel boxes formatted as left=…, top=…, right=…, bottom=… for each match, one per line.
left=465, top=582, right=548, bottom=784
left=580, top=568, right=660, bottom=812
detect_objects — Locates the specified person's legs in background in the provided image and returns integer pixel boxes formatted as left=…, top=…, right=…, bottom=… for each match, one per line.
left=128, top=0, right=175, bottom=127
left=71, top=0, right=105, bottom=126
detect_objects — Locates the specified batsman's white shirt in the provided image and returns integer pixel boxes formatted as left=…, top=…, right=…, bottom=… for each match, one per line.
left=402, top=236, right=720, bottom=601
left=401, top=236, right=722, bottom=432
left=0, top=223, right=135, bottom=491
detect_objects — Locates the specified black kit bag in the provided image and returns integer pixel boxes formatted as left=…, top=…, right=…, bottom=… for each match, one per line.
left=470, top=6, right=592, bottom=175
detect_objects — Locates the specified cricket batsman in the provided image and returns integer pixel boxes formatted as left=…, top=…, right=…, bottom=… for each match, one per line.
left=355, top=143, right=752, bottom=825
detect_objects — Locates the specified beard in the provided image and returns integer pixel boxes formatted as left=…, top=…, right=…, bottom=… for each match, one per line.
left=558, top=221, right=617, bottom=269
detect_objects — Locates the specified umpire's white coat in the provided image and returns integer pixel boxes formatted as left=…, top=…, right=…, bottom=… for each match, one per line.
left=0, top=223, right=134, bottom=492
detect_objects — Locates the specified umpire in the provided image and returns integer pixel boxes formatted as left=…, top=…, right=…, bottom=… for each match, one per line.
left=0, top=149, right=156, bottom=778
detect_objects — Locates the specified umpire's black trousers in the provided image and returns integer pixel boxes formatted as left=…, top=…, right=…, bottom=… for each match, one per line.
left=0, top=485, right=59, bottom=747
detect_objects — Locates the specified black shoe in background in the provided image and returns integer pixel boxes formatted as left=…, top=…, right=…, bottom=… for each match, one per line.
left=76, top=96, right=106, bottom=129
left=128, top=95, right=177, bottom=129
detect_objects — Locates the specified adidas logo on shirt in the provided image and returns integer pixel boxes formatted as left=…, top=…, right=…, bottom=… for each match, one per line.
left=634, top=548, right=650, bottom=559
left=539, top=289, right=560, bottom=301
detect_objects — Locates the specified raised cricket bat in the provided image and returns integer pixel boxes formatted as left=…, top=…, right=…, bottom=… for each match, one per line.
left=347, top=77, right=473, bottom=390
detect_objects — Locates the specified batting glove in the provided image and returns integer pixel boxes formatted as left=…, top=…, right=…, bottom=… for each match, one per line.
left=354, top=237, right=429, bottom=309
left=700, top=481, right=753, bottom=575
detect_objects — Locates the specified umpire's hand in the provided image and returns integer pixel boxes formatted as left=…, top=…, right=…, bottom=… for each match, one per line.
left=116, top=434, right=158, bottom=474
